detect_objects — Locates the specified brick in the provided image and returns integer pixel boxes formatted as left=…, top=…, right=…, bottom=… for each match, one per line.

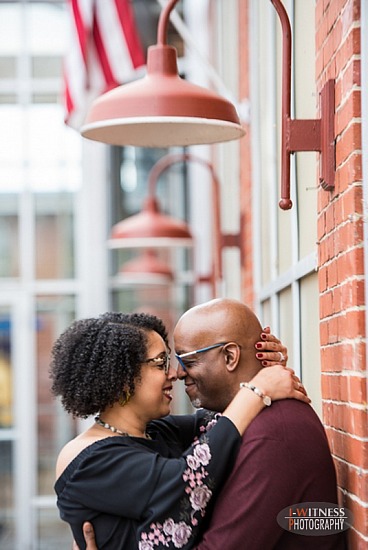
left=319, top=265, right=328, bottom=292
left=343, top=493, right=368, bottom=539
left=335, top=27, right=361, bottom=74
left=326, top=427, right=368, bottom=469
left=320, top=289, right=334, bottom=317
left=335, top=458, right=368, bottom=503
left=346, top=528, right=368, bottom=550
left=336, top=162, right=363, bottom=194
left=334, top=184, right=363, bottom=224
left=336, top=123, right=362, bottom=173
left=321, top=372, right=349, bottom=401
left=337, top=309, right=365, bottom=339
left=335, top=90, right=362, bottom=135
left=338, top=278, right=366, bottom=309
left=337, top=248, right=365, bottom=281
left=323, top=402, right=368, bottom=437
left=348, top=374, right=368, bottom=403
left=336, top=58, right=361, bottom=103
left=320, top=340, right=366, bottom=371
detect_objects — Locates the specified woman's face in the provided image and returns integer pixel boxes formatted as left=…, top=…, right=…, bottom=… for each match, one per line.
left=130, top=330, right=177, bottom=421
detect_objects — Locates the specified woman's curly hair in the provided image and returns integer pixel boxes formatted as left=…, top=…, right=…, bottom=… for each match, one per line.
left=49, top=312, right=169, bottom=418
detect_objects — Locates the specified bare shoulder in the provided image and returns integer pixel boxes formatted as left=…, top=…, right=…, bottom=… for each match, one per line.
left=56, top=431, right=105, bottom=479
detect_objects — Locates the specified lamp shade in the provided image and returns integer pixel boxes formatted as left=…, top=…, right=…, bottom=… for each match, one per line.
left=115, top=250, right=174, bottom=285
left=107, top=196, right=193, bottom=249
left=81, top=45, right=245, bottom=147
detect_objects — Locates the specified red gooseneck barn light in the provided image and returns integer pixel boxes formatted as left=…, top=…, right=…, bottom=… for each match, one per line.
left=81, top=0, right=245, bottom=147
left=107, top=194, right=193, bottom=250
left=114, top=250, right=175, bottom=286
left=147, top=152, right=241, bottom=293
left=271, top=0, right=336, bottom=210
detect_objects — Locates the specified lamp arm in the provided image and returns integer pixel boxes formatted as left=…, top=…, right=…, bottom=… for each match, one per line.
left=270, top=0, right=335, bottom=208
left=270, top=0, right=293, bottom=210
left=155, top=0, right=239, bottom=107
left=157, top=0, right=180, bottom=45
left=147, top=153, right=223, bottom=290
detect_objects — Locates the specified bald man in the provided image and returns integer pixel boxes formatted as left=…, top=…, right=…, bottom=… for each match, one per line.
left=80, top=299, right=346, bottom=549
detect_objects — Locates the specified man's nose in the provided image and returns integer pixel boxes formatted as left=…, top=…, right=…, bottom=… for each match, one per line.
left=176, top=362, right=187, bottom=380
left=168, top=364, right=177, bottom=381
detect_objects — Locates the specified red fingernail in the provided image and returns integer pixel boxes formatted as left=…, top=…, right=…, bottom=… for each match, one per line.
left=255, top=343, right=263, bottom=349
left=262, top=361, right=268, bottom=366
left=261, top=333, right=267, bottom=340
left=256, top=353, right=263, bottom=359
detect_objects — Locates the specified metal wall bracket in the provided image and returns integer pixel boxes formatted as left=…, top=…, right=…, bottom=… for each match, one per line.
left=271, top=0, right=335, bottom=210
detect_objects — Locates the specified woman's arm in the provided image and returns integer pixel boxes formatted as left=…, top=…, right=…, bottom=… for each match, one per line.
left=73, top=366, right=308, bottom=550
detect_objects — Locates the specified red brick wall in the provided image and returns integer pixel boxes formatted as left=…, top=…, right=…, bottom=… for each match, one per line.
left=316, top=0, right=367, bottom=547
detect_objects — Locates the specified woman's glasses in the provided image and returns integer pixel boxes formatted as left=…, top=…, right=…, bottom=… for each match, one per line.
left=145, top=353, right=171, bottom=374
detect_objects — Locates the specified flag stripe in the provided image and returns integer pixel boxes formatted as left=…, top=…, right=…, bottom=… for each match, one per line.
left=114, top=0, right=146, bottom=68
left=95, top=0, right=139, bottom=83
left=93, top=10, right=119, bottom=90
left=64, top=0, right=145, bottom=130
left=70, top=0, right=89, bottom=66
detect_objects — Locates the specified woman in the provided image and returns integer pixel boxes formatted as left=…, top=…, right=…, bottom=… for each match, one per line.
left=51, top=312, right=306, bottom=550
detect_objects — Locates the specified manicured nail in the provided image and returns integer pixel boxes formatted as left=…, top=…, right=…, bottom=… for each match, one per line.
left=262, top=361, right=268, bottom=366
left=261, top=333, right=267, bottom=340
left=255, top=343, right=263, bottom=349
left=256, top=353, right=263, bottom=359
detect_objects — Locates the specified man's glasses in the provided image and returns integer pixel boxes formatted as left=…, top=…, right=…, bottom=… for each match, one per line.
left=175, top=342, right=228, bottom=371
left=145, top=353, right=171, bottom=375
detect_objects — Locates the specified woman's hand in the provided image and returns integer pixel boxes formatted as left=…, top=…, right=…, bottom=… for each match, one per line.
left=255, top=326, right=288, bottom=367
left=250, top=365, right=310, bottom=404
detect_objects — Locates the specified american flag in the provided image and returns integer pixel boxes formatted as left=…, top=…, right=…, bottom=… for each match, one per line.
left=64, top=0, right=145, bottom=130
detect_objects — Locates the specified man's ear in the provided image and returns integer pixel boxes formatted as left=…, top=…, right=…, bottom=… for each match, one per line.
left=223, top=342, right=241, bottom=371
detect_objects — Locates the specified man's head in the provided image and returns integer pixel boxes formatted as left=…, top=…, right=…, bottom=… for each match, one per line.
left=173, top=298, right=263, bottom=411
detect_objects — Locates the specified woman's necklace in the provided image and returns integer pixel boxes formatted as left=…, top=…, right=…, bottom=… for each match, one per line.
left=94, top=415, right=151, bottom=439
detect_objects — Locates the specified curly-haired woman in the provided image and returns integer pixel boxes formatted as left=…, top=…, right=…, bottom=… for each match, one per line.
left=51, top=311, right=305, bottom=550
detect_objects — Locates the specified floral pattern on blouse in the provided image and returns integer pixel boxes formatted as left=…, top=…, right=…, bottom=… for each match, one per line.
left=139, top=417, right=219, bottom=549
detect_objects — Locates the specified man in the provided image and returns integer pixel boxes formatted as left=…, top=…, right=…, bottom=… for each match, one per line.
left=79, top=299, right=346, bottom=549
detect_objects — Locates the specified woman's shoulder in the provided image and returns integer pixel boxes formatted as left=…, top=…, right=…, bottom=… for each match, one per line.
left=56, top=432, right=107, bottom=479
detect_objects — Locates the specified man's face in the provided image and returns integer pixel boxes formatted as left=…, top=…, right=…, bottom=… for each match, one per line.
left=173, top=319, right=232, bottom=412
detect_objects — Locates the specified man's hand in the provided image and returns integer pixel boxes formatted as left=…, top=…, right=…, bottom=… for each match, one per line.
left=72, top=522, right=98, bottom=550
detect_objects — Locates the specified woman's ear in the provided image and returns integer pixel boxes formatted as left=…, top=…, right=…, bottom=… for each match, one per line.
left=223, top=342, right=241, bottom=372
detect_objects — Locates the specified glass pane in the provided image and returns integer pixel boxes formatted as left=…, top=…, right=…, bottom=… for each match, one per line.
left=0, top=5, right=22, bottom=56
left=300, top=272, right=322, bottom=417
left=0, top=304, right=14, bottom=548
left=0, top=440, right=14, bottom=549
left=0, top=106, right=23, bottom=192
left=35, top=193, right=75, bottom=279
left=112, top=287, right=177, bottom=331
left=0, top=57, right=16, bottom=79
left=0, top=309, right=13, bottom=428
left=28, top=3, right=68, bottom=56
left=32, top=56, right=63, bottom=79
left=27, top=105, right=82, bottom=193
left=37, top=506, right=73, bottom=550
left=279, top=286, right=294, bottom=368
left=294, top=1, right=318, bottom=258
left=0, top=194, right=19, bottom=279
left=36, top=295, right=77, bottom=498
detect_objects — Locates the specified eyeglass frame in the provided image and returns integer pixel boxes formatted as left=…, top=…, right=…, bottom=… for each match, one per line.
left=175, top=342, right=230, bottom=371
left=144, top=352, right=171, bottom=375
